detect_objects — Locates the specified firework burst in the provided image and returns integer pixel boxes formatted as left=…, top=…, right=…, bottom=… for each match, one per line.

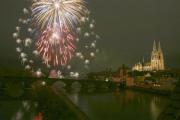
left=32, top=0, right=87, bottom=31
left=36, top=27, right=76, bottom=67
left=14, top=1, right=100, bottom=77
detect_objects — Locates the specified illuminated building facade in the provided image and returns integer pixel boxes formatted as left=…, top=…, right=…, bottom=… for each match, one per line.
left=132, top=41, right=165, bottom=71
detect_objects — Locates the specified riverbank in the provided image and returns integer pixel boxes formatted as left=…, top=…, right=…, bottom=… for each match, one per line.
left=123, top=86, right=171, bottom=96
left=52, top=86, right=90, bottom=120
left=34, top=86, right=89, bottom=120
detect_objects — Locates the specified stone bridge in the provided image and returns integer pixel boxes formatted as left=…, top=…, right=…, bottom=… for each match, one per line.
left=0, top=76, right=118, bottom=99
left=0, top=76, right=117, bottom=88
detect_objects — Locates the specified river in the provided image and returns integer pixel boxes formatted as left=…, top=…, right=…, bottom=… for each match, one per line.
left=69, top=89, right=169, bottom=120
left=0, top=89, right=168, bottom=120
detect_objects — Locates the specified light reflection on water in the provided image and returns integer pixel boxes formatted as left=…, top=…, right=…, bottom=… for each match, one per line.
left=0, top=100, right=38, bottom=120
left=69, top=89, right=169, bottom=120
left=0, top=100, right=43, bottom=120
left=0, top=87, right=168, bottom=120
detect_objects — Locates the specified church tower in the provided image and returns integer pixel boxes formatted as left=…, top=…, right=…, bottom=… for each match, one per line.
left=157, top=42, right=165, bottom=70
left=151, top=40, right=159, bottom=70
left=151, top=40, right=165, bottom=71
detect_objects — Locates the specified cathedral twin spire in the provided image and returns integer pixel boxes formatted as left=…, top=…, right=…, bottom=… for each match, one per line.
left=132, top=40, right=165, bottom=71
left=153, top=40, right=162, bottom=53
left=151, top=40, right=165, bottom=70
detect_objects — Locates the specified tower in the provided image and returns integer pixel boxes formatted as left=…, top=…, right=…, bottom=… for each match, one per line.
left=151, top=40, right=158, bottom=70
left=151, top=40, right=165, bottom=71
left=158, top=41, right=165, bottom=70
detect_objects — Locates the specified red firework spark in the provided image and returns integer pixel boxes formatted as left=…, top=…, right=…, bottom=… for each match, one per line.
left=36, top=27, right=76, bottom=67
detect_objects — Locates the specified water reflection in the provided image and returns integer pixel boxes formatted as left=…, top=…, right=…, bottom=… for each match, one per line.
left=69, top=89, right=168, bottom=120
left=0, top=81, right=168, bottom=120
left=33, top=113, right=43, bottom=120
left=70, top=93, right=79, bottom=105
left=0, top=100, right=38, bottom=120
left=52, top=81, right=66, bottom=93
left=71, top=82, right=81, bottom=94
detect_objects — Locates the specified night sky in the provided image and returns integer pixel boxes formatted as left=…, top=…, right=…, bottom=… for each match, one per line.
left=0, top=0, right=180, bottom=71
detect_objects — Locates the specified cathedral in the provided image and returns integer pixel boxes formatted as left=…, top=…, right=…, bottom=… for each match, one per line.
left=132, top=41, right=165, bottom=71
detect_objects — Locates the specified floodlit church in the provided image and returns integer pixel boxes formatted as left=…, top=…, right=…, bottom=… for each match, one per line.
left=132, top=41, right=165, bottom=71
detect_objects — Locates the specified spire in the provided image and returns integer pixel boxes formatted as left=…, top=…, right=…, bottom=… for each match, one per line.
left=153, top=40, right=157, bottom=51
left=142, top=57, right=145, bottom=64
left=158, top=41, right=162, bottom=52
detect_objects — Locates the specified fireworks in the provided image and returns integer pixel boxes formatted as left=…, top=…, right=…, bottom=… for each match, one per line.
left=31, top=0, right=87, bottom=67
left=14, top=0, right=100, bottom=77
left=36, top=27, right=76, bottom=66
left=32, top=0, right=87, bottom=31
